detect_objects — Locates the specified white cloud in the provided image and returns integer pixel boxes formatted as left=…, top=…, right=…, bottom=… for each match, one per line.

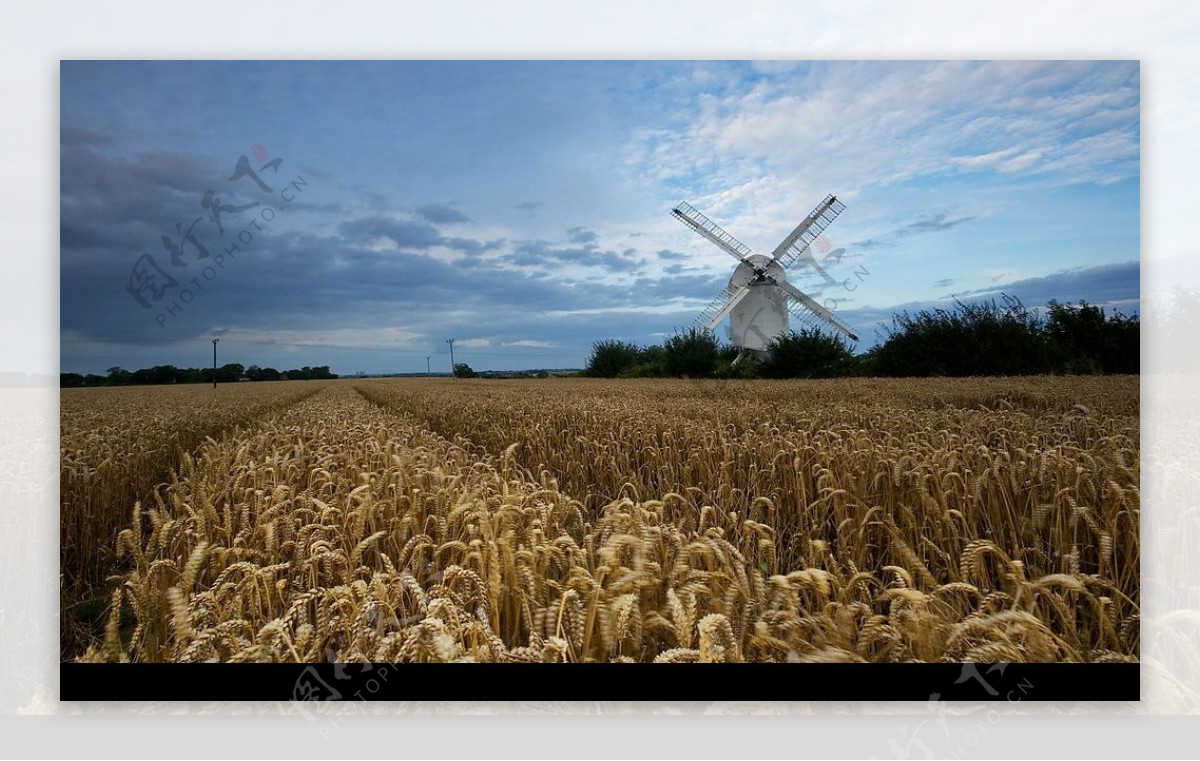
left=201, top=326, right=425, bottom=351
left=951, top=148, right=1020, bottom=170
left=997, top=150, right=1044, bottom=173
left=502, top=339, right=555, bottom=348
left=625, top=61, right=1139, bottom=239
left=365, top=236, right=399, bottom=252
left=456, top=337, right=491, bottom=348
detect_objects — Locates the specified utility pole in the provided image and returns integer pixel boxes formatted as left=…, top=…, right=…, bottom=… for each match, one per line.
left=446, top=339, right=455, bottom=376
left=212, top=338, right=219, bottom=389
left=426, top=355, right=431, bottom=377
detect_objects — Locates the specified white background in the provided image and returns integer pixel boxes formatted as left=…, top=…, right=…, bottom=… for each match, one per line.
left=2, top=0, right=1198, bottom=757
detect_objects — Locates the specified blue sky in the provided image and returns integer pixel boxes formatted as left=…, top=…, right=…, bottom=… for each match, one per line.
left=60, top=60, right=1140, bottom=374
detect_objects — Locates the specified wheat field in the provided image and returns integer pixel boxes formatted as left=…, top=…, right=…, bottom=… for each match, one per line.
left=62, top=376, right=1139, bottom=663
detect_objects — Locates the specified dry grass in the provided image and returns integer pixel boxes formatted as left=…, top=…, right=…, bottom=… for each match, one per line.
left=68, top=376, right=1139, bottom=663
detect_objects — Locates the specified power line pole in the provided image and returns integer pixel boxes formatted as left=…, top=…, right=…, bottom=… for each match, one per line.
left=446, top=339, right=455, bottom=376
left=212, top=338, right=219, bottom=389
left=426, top=355, right=431, bottom=377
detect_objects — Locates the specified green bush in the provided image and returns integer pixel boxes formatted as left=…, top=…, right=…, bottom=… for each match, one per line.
left=585, top=339, right=642, bottom=377
left=760, top=328, right=855, bottom=378
left=1046, top=299, right=1138, bottom=374
left=871, top=295, right=1138, bottom=377
left=663, top=328, right=721, bottom=378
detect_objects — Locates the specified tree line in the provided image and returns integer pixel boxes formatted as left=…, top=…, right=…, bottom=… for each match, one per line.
left=60, top=363, right=338, bottom=387
left=584, top=297, right=1139, bottom=379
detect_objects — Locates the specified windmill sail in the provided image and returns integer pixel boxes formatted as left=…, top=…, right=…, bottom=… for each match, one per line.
left=692, top=283, right=747, bottom=332
left=768, top=276, right=859, bottom=341
left=672, top=202, right=755, bottom=265
left=768, top=195, right=846, bottom=270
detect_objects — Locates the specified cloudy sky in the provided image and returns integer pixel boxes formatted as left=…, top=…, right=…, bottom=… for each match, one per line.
left=60, top=60, right=1139, bottom=374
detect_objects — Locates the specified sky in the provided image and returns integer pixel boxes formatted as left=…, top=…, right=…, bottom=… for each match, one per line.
left=60, top=60, right=1140, bottom=375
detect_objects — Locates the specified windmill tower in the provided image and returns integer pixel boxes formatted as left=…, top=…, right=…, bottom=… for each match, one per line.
left=672, top=194, right=859, bottom=362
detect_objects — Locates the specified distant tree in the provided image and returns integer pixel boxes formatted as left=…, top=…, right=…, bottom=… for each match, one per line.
left=83, top=373, right=105, bottom=387
left=872, top=295, right=1049, bottom=377
left=760, top=328, right=855, bottom=378
left=847, top=349, right=879, bottom=377
left=1046, top=299, right=1106, bottom=374
left=150, top=365, right=181, bottom=384
left=663, top=328, right=720, bottom=378
left=1046, top=299, right=1139, bottom=375
left=249, top=366, right=282, bottom=381
left=453, top=363, right=478, bottom=378
left=60, top=373, right=84, bottom=387
left=585, top=339, right=641, bottom=377
left=216, top=363, right=245, bottom=383
left=105, top=366, right=132, bottom=386
left=1099, top=310, right=1139, bottom=375
left=620, top=344, right=667, bottom=377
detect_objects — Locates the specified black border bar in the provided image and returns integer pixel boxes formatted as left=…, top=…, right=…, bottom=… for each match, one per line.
left=61, top=662, right=1138, bottom=702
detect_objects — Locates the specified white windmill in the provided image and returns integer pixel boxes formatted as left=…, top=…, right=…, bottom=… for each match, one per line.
left=672, top=194, right=859, bottom=363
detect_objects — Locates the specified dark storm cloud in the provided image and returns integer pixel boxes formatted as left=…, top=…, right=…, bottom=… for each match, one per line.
left=60, top=126, right=115, bottom=146
left=899, top=213, right=975, bottom=235
left=60, top=147, right=227, bottom=236
left=851, top=212, right=976, bottom=251
left=933, top=278, right=956, bottom=288
left=63, top=216, right=645, bottom=351
left=567, top=227, right=598, bottom=245
left=57, top=144, right=663, bottom=355
left=513, top=200, right=543, bottom=213
left=63, top=142, right=879, bottom=372
left=834, top=260, right=1141, bottom=345
left=501, top=238, right=638, bottom=273
left=442, top=236, right=505, bottom=258
left=415, top=203, right=472, bottom=225
left=337, top=215, right=443, bottom=249
left=597, top=251, right=639, bottom=272
left=950, top=261, right=1140, bottom=308
left=502, top=240, right=591, bottom=268
left=631, top=272, right=727, bottom=301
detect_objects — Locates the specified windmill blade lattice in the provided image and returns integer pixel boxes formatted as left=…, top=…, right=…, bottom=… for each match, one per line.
left=691, top=283, right=745, bottom=333
left=766, top=275, right=859, bottom=341
left=672, top=201, right=756, bottom=265
left=769, top=195, right=846, bottom=270
left=782, top=293, right=859, bottom=341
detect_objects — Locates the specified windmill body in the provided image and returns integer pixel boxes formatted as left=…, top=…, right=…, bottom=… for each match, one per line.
left=727, top=256, right=789, bottom=351
left=671, top=195, right=859, bottom=362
